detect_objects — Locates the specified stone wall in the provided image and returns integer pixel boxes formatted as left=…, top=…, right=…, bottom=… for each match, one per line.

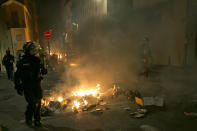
left=0, top=9, right=13, bottom=71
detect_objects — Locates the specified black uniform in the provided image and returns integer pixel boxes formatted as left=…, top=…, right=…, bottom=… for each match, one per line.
left=14, top=54, right=47, bottom=124
left=2, top=53, right=14, bottom=80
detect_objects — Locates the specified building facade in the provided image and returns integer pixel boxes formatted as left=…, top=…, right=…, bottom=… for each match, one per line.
left=0, top=0, right=39, bottom=70
left=186, top=0, right=197, bottom=65
left=0, top=8, right=13, bottom=70
left=108, top=0, right=189, bottom=66
left=1, top=1, right=39, bottom=48
left=60, top=0, right=108, bottom=58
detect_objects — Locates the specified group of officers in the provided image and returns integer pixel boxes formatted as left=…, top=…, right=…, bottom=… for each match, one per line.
left=2, top=42, right=47, bottom=127
left=1, top=37, right=152, bottom=127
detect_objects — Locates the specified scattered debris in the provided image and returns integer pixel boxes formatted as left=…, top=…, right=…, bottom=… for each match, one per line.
left=130, top=112, right=145, bottom=118
left=135, top=96, right=164, bottom=107
left=124, top=107, right=131, bottom=111
left=137, top=108, right=148, bottom=114
left=130, top=108, right=147, bottom=119
left=135, top=97, right=143, bottom=106
left=125, top=90, right=136, bottom=101
left=143, top=97, right=164, bottom=107
left=82, top=107, right=88, bottom=111
left=112, top=83, right=122, bottom=97
left=91, top=109, right=103, bottom=115
left=73, top=106, right=79, bottom=113
left=41, top=85, right=165, bottom=117
left=99, top=101, right=107, bottom=106
left=49, top=101, right=62, bottom=109
left=41, top=106, right=54, bottom=116
left=125, top=90, right=142, bottom=103
left=104, top=107, right=110, bottom=110
left=86, top=104, right=97, bottom=111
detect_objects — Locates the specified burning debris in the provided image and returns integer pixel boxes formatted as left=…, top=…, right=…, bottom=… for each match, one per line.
left=41, top=96, right=70, bottom=116
left=70, top=84, right=103, bottom=112
left=41, top=84, right=107, bottom=115
left=41, top=82, right=163, bottom=119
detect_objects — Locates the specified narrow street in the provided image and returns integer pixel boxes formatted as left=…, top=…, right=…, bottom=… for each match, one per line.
left=1, top=0, right=197, bottom=130
left=0, top=66, right=197, bottom=131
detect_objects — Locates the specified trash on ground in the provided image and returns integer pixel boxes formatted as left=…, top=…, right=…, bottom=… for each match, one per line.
left=130, top=112, right=145, bottom=118
left=49, top=101, right=61, bottom=109
left=130, top=108, right=147, bottom=118
left=124, top=107, right=131, bottom=111
left=136, top=96, right=164, bottom=107
left=135, top=97, right=143, bottom=106
left=99, top=101, right=107, bottom=106
left=41, top=106, right=54, bottom=116
left=87, top=104, right=97, bottom=111
left=137, top=109, right=148, bottom=114
left=91, top=109, right=103, bottom=115
left=124, top=89, right=136, bottom=101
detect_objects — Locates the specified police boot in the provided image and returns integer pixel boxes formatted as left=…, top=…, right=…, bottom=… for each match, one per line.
left=25, top=119, right=32, bottom=127
left=34, top=120, right=42, bottom=127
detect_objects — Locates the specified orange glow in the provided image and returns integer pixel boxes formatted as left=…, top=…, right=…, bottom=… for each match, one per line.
left=69, top=63, right=78, bottom=67
left=73, top=88, right=101, bottom=97
left=58, top=54, right=63, bottom=59
left=41, top=99, right=49, bottom=106
left=57, top=97, right=63, bottom=102
left=84, top=100, right=88, bottom=105
left=72, top=100, right=80, bottom=111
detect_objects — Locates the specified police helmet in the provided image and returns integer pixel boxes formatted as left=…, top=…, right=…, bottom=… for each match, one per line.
left=6, top=49, right=10, bottom=54
left=23, top=42, right=37, bottom=54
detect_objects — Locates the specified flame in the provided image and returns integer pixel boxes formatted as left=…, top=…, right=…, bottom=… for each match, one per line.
left=96, top=83, right=100, bottom=88
left=73, top=88, right=100, bottom=97
left=41, top=99, right=46, bottom=106
left=58, top=55, right=63, bottom=59
left=42, top=84, right=103, bottom=113
left=84, top=100, right=88, bottom=105
left=72, top=100, right=80, bottom=110
left=58, top=97, right=63, bottom=102
left=41, top=99, right=49, bottom=106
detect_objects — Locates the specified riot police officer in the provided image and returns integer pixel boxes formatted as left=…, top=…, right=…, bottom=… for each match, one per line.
left=2, top=49, right=14, bottom=80
left=14, top=42, right=47, bottom=127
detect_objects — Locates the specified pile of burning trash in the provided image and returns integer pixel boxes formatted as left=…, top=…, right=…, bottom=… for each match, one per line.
left=41, top=84, right=112, bottom=116
left=41, top=82, right=165, bottom=119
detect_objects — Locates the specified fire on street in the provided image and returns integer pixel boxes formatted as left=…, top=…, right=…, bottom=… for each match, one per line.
left=1, top=0, right=197, bottom=131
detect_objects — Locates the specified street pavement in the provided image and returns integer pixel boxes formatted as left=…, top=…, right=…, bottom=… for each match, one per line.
left=0, top=66, right=197, bottom=131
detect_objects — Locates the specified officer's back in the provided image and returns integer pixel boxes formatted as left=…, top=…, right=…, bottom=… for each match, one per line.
left=17, top=54, right=42, bottom=83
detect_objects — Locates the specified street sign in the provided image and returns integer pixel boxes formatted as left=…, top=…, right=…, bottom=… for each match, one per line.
left=44, top=31, right=51, bottom=38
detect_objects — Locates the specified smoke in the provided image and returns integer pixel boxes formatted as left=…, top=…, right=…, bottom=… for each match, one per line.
left=56, top=16, right=142, bottom=92
left=52, top=0, right=189, bottom=93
